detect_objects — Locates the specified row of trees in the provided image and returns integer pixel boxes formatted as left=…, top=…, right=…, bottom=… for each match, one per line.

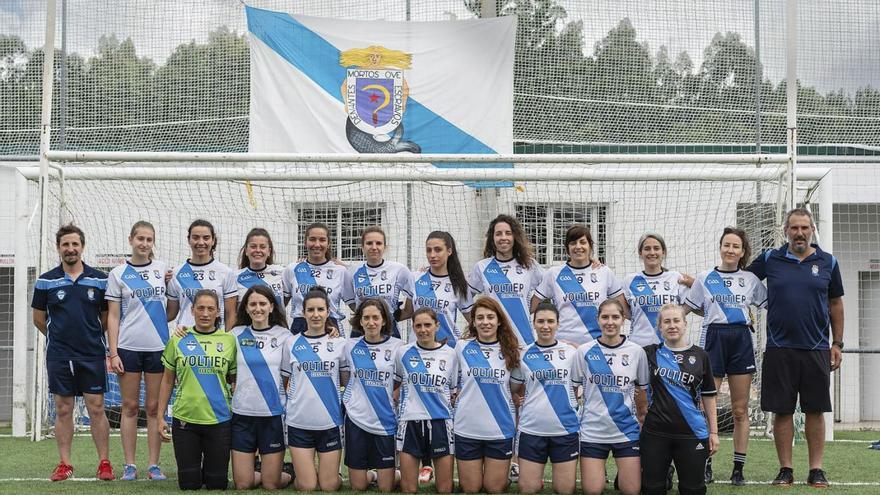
left=2, top=0, right=879, bottom=155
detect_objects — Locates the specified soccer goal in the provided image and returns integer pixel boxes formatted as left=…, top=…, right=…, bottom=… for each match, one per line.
left=10, top=152, right=833, bottom=441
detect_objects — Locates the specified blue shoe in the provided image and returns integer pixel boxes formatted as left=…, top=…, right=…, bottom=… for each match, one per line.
left=147, top=465, right=167, bottom=481
left=121, top=464, right=137, bottom=481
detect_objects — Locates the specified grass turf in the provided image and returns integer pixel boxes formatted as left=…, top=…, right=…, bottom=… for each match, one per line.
left=0, top=430, right=877, bottom=494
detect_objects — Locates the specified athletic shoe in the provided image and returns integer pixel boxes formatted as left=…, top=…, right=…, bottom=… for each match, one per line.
left=704, top=460, right=713, bottom=484
left=418, top=466, right=434, bottom=483
left=508, top=462, right=520, bottom=483
left=368, top=469, right=379, bottom=486
left=147, top=465, right=167, bottom=481
left=50, top=462, right=73, bottom=481
left=730, top=468, right=746, bottom=486
left=807, top=468, right=828, bottom=488
left=121, top=464, right=137, bottom=481
left=666, top=464, right=675, bottom=491
left=254, top=457, right=262, bottom=473
left=772, top=467, right=794, bottom=486
left=96, top=459, right=115, bottom=481
left=282, top=461, right=295, bottom=481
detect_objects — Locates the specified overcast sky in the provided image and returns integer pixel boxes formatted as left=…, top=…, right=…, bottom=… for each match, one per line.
left=2, top=0, right=878, bottom=93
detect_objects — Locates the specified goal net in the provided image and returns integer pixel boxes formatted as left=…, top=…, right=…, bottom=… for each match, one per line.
left=15, top=156, right=827, bottom=439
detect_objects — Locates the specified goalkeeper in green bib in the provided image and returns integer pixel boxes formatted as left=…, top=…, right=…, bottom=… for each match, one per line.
left=157, top=289, right=237, bottom=490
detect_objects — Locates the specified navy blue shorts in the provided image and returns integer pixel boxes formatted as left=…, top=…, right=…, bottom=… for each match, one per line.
left=290, top=317, right=340, bottom=335
left=454, top=434, right=514, bottom=461
left=517, top=431, right=579, bottom=464
left=344, top=416, right=396, bottom=470
left=579, top=440, right=640, bottom=459
left=117, top=348, right=164, bottom=374
left=396, top=419, right=453, bottom=459
left=703, top=323, right=756, bottom=377
left=47, top=359, right=106, bottom=397
left=231, top=413, right=285, bottom=454
left=287, top=425, right=342, bottom=452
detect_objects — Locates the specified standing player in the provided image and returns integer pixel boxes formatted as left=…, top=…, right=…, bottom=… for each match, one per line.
left=395, top=308, right=458, bottom=494
left=106, top=221, right=169, bottom=481
left=641, top=304, right=719, bottom=495
left=32, top=224, right=114, bottom=481
left=454, top=297, right=520, bottom=494
left=469, top=214, right=544, bottom=346
left=283, top=222, right=351, bottom=335
left=343, top=226, right=413, bottom=338
left=533, top=224, right=625, bottom=346
left=509, top=299, right=579, bottom=495
left=684, top=227, right=766, bottom=485
left=230, top=285, right=293, bottom=490
left=166, top=219, right=237, bottom=330
left=410, top=231, right=473, bottom=348
left=573, top=299, right=649, bottom=495
left=622, top=233, right=691, bottom=347
left=282, top=287, right=347, bottom=492
left=235, top=228, right=286, bottom=306
left=157, top=290, right=237, bottom=490
left=343, top=298, right=404, bottom=492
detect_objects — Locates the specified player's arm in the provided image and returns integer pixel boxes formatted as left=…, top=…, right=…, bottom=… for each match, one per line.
left=509, top=382, right=525, bottom=409
left=106, top=301, right=124, bottom=374
left=340, top=370, right=350, bottom=388
left=157, top=367, right=176, bottom=442
left=397, top=298, right=414, bottom=321
left=635, top=387, right=648, bottom=426
left=101, top=310, right=109, bottom=333
left=702, top=394, right=719, bottom=455
left=529, top=295, right=541, bottom=313
left=829, top=296, right=844, bottom=371
left=224, top=296, right=237, bottom=331
left=33, top=309, right=48, bottom=336
left=166, top=299, right=179, bottom=322
left=615, top=293, right=630, bottom=319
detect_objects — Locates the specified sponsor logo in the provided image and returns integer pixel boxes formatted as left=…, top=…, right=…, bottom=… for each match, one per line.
left=409, top=356, right=420, bottom=369
left=186, top=341, right=197, bottom=352
left=695, top=443, right=705, bottom=450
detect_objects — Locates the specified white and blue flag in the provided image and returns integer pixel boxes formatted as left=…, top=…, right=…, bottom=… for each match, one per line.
left=246, top=6, right=514, bottom=156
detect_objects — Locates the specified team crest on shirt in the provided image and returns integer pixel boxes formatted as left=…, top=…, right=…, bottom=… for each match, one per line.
left=558, top=349, right=566, bottom=360
left=516, top=265, right=523, bottom=274
left=590, top=273, right=598, bottom=283
left=87, top=288, right=96, bottom=301
left=381, top=270, right=388, bottom=281
left=208, top=270, right=216, bottom=281
left=621, top=354, right=630, bottom=366
left=663, top=281, right=671, bottom=290
left=216, top=342, right=224, bottom=352
left=384, top=349, right=393, bottom=361
left=326, top=269, right=334, bottom=280
left=326, top=341, right=335, bottom=352
left=812, top=264, right=819, bottom=276
left=689, top=355, right=696, bottom=365
left=271, top=337, right=279, bottom=348
left=738, top=277, right=745, bottom=288
left=439, top=359, right=447, bottom=371
left=153, top=269, right=161, bottom=279
left=56, top=289, right=66, bottom=300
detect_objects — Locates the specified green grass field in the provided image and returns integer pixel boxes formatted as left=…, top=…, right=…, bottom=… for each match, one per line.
left=0, top=431, right=877, bottom=494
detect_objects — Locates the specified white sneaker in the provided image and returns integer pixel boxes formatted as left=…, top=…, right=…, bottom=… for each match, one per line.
left=418, top=466, right=434, bottom=483
left=367, top=469, right=378, bottom=486
left=509, top=462, right=520, bottom=483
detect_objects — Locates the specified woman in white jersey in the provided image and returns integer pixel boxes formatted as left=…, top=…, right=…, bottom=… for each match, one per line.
left=683, top=227, right=766, bottom=485
left=230, top=285, right=293, bottom=490
left=343, top=226, right=413, bottom=338
left=509, top=299, right=579, bottom=495
left=343, top=298, right=403, bottom=492
left=281, top=287, right=347, bottom=492
left=622, top=233, right=693, bottom=347
left=283, top=222, right=350, bottom=335
left=533, top=223, right=626, bottom=346
left=106, top=221, right=169, bottom=481
left=166, top=219, right=237, bottom=330
left=394, top=308, right=458, bottom=494
left=410, top=231, right=473, bottom=347
left=469, top=214, right=544, bottom=347
left=573, top=298, right=650, bottom=495
left=235, top=228, right=287, bottom=307
left=454, top=296, right=521, bottom=494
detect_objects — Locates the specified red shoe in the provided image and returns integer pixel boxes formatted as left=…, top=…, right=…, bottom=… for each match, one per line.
left=50, top=462, right=73, bottom=481
left=96, top=459, right=115, bottom=481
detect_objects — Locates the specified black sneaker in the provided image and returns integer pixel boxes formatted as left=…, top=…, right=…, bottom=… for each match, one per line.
left=807, top=468, right=828, bottom=488
left=282, top=462, right=295, bottom=480
left=253, top=457, right=262, bottom=473
left=730, top=469, right=746, bottom=486
left=704, top=461, right=714, bottom=484
left=666, top=464, right=675, bottom=491
left=772, top=467, right=794, bottom=486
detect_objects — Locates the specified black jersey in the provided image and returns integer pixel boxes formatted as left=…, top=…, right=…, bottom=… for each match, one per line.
left=642, top=343, right=716, bottom=439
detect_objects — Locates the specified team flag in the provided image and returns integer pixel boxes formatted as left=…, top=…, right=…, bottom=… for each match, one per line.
left=246, top=6, right=515, bottom=155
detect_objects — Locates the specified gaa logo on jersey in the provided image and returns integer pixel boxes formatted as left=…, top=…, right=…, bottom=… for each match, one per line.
left=689, top=355, right=696, bottom=365
left=439, top=359, right=447, bottom=371
left=587, top=352, right=601, bottom=361
left=812, top=264, right=819, bottom=276
left=590, top=273, right=598, bottom=283
left=353, top=346, right=367, bottom=356
left=87, top=288, right=96, bottom=301
left=56, top=289, right=67, bottom=301
left=123, top=272, right=137, bottom=281
left=621, top=354, right=630, bottom=366
left=384, top=349, right=393, bottom=361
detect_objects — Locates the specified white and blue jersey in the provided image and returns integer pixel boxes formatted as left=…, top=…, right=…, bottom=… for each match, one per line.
left=281, top=332, right=347, bottom=430
left=510, top=341, right=579, bottom=437
left=453, top=340, right=517, bottom=441
left=166, top=259, right=237, bottom=329
left=623, top=270, right=686, bottom=347
left=395, top=343, right=458, bottom=421
left=231, top=324, right=292, bottom=417
left=535, top=264, right=624, bottom=346
left=342, top=336, right=403, bottom=436
left=282, top=260, right=350, bottom=324
left=409, top=270, right=473, bottom=347
left=572, top=338, right=649, bottom=444
left=685, top=269, right=767, bottom=329
left=468, top=257, right=544, bottom=345
left=106, top=260, right=169, bottom=352
left=235, top=264, right=286, bottom=307
left=342, top=260, right=413, bottom=315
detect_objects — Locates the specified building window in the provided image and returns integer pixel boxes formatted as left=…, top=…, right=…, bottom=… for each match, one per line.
left=295, top=204, right=384, bottom=261
left=515, top=203, right=607, bottom=265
